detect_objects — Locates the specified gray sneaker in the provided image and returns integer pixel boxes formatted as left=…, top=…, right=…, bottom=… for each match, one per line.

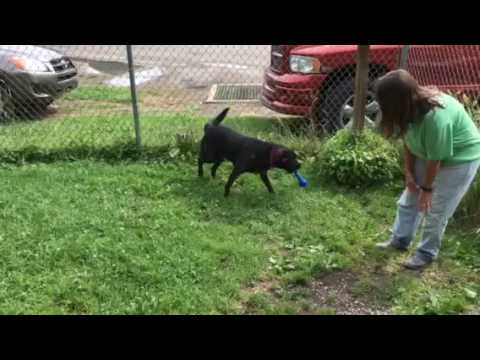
left=402, top=254, right=433, bottom=270
left=375, top=240, right=408, bottom=252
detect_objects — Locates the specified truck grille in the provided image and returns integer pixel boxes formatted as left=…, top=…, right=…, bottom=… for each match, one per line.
left=271, top=45, right=289, bottom=74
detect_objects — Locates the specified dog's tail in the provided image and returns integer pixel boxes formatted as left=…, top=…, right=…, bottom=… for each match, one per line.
left=211, top=108, right=230, bottom=126
left=204, top=108, right=230, bottom=132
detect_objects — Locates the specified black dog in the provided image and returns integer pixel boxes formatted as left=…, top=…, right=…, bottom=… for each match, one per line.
left=198, top=108, right=301, bottom=197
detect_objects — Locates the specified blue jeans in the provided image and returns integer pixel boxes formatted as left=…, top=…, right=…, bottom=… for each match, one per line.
left=390, top=159, right=480, bottom=261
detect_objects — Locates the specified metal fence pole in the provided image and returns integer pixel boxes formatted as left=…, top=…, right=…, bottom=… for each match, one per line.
left=126, top=45, right=142, bottom=147
left=399, top=45, right=411, bottom=70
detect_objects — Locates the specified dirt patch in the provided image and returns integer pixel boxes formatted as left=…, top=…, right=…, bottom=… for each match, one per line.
left=243, top=278, right=280, bottom=297
left=308, top=271, right=392, bottom=315
left=240, top=270, right=393, bottom=315
left=139, top=89, right=281, bottom=118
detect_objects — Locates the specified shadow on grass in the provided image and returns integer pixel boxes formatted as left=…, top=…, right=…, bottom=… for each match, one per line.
left=166, top=172, right=298, bottom=226
left=0, top=105, right=57, bottom=125
left=0, top=142, right=174, bottom=165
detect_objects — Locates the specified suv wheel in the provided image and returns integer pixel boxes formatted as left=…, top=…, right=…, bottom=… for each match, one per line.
left=0, top=78, right=15, bottom=120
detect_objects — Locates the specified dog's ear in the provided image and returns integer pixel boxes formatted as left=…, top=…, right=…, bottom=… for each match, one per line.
left=211, top=108, right=230, bottom=126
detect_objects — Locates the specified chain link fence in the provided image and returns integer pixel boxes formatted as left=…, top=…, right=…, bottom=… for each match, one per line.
left=0, top=45, right=479, bottom=154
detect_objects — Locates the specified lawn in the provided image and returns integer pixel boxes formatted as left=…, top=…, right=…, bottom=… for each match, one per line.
left=0, top=105, right=479, bottom=314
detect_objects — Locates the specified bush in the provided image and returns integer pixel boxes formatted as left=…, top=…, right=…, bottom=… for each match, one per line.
left=318, top=128, right=402, bottom=188
left=453, top=95, right=480, bottom=228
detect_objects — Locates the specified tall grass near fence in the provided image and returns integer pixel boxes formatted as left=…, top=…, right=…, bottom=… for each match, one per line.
left=0, top=113, right=323, bottom=166
left=455, top=96, right=480, bottom=229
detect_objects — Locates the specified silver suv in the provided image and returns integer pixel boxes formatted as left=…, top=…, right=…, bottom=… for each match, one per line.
left=0, top=45, right=78, bottom=119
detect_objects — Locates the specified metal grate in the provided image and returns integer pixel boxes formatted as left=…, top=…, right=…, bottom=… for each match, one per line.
left=206, top=84, right=262, bottom=103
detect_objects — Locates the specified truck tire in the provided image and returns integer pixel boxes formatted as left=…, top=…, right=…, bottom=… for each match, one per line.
left=313, top=77, right=377, bottom=133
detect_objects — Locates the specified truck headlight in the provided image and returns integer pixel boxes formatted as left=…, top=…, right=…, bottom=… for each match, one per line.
left=289, top=55, right=321, bottom=74
left=9, top=56, right=51, bottom=73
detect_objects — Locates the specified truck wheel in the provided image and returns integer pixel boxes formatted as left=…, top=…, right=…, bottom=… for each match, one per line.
left=313, top=77, right=378, bottom=132
left=0, top=78, right=16, bottom=121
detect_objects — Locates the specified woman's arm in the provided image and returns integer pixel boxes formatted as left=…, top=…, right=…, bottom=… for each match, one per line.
left=404, top=144, right=418, bottom=192
left=422, top=160, right=441, bottom=191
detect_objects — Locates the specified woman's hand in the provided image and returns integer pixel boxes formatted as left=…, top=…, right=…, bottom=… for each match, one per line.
left=418, top=190, right=433, bottom=213
left=417, top=160, right=440, bottom=213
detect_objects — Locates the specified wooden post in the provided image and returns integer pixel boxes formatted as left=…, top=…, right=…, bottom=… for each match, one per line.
left=352, top=45, right=370, bottom=135
left=399, top=45, right=411, bottom=69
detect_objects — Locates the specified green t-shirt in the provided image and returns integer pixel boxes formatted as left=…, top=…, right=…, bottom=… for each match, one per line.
left=404, top=93, right=480, bottom=166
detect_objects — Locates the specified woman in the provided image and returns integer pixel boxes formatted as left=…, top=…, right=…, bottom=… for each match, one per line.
left=374, top=69, right=480, bottom=270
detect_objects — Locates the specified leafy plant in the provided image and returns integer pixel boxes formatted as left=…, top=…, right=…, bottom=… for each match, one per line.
left=268, top=243, right=343, bottom=276
left=173, top=131, right=199, bottom=160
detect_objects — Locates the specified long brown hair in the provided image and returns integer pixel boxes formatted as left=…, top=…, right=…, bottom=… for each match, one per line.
left=374, top=69, right=444, bottom=138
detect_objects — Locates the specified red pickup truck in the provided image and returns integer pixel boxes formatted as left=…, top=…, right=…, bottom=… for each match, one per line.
left=261, top=45, right=480, bottom=130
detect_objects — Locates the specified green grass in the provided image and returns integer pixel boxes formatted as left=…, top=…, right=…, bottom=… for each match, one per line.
left=64, top=85, right=132, bottom=104
left=0, top=161, right=268, bottom=314
left=0, top=158, right=391, bottom=314
left=1, top=158, right=478, bottom=314
left=0, top=111, right=479, bottom=314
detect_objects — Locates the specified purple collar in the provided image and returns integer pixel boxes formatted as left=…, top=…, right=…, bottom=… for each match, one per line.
left=270, top=147, right=283, bottom=168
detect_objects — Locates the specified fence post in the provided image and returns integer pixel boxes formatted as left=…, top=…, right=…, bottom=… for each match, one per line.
left=126, top=45, right=142, bottom=148
left=399, top=45, right=411, bottom=70
left=352, top=45, right=370, bottom=135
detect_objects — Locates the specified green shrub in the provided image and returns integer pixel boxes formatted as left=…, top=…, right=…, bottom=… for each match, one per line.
left=453, top=95, right=480, bottom=228
left=318, top=128, right=402, bottom=188
left=457, top=93, right=480, bottom=126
